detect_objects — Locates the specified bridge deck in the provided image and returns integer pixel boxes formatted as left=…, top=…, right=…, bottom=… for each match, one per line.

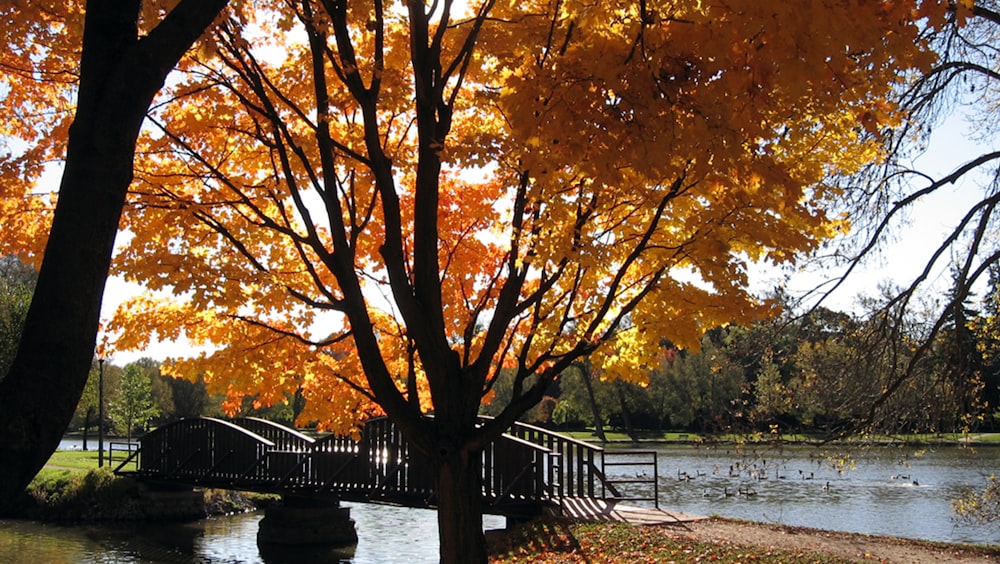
left=556, top=497, right=704, bottom=525
left=116, top=416, right=662, bottom=520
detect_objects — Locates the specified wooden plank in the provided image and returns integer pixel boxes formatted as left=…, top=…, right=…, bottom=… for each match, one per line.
left=555, top=497, right=704, bottom=526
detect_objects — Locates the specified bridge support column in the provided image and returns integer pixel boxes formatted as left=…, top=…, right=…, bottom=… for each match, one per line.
left=257, top=495, right=358, bottom=549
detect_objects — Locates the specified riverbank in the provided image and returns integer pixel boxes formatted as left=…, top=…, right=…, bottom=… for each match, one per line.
left=488, top=517, right=1000, bottom=563
left=8, top=464, right=271, bottom=522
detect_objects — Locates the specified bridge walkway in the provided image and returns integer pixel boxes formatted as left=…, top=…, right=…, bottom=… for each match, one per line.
left=114, top=416, right=693, bottom=523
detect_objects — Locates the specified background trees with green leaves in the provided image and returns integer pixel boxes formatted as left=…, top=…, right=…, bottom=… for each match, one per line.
left=0, top=256, right=36, bottom=383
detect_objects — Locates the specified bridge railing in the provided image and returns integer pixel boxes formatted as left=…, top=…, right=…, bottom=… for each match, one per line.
left=135, top=417, right=274, bottom=485
left=230, top=417, right=317, bottom=487
left=230, top=417, right=315, bottom=451
left=123, top=415, right=650, bottom=513
left=484, top=433, right=554, bottom=505
left=312, top=417, right=435, bottom=502
left=311, top=417, right=563, bottom=507
left=500, top=419, right=606, bottom=500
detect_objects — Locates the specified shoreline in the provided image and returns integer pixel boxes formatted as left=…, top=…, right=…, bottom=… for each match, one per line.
left=558, top=433, right=1000, bottom=449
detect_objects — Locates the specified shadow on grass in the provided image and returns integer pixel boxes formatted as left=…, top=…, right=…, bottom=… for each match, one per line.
left=487, top=518, right=587, bottom=562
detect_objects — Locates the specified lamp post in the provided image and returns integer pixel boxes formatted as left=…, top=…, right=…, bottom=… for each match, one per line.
left=98, top=358, right=104, bottom=468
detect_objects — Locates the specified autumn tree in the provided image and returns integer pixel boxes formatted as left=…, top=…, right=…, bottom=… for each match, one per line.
left=72, top=2, right=945, bottom=561
left=0, top=0, right=229, bottom=510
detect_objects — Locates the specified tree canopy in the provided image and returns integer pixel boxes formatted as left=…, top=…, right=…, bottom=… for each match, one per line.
left=1, top=1, right=950, bottom=561
left=90, top=1, right=937, bottom=433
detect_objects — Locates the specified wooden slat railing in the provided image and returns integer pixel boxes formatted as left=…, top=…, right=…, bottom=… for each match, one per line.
left=122, top=415, right=644, bottom=516
left=500, top=419, right=606, bottom=500
left=135, top=417, right=273, bottom=486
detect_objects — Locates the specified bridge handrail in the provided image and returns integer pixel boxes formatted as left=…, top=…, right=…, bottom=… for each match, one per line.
left=492, top=418, right=608, bottom=499
left=152, top=416, right=276, bottom=446
left=488, top=432, right=559, bottom=503
left=501, top=418, right=606, bottom=453
left=230, top=417, right=316, bottom=451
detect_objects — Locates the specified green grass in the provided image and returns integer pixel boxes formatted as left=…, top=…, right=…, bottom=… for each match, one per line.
left=43, top=449, right=103, bottom=472
left=561, top=430, right=702, bottom=442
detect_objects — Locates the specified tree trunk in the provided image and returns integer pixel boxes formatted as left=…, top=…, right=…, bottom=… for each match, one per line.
left=616, top=381, right=638, bottom=442
left=435, top=444, right=488, bottom=564
left=579, top=364, right=607, bottom=443
left=82, top=406, right=94, bottom=451
left=0, top=0, right=227, bottom=513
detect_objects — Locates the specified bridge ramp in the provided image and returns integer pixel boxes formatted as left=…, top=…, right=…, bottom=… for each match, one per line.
left=556, top=497, right=705, bottom=525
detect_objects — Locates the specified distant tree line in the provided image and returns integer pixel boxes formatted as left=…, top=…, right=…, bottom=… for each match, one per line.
left=67, top=357, right=306, bottom=446
left=483, top=271, right=1000, bottom=440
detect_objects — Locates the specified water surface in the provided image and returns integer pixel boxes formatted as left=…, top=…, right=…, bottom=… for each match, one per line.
left=3, top=443, right=996, bottom=562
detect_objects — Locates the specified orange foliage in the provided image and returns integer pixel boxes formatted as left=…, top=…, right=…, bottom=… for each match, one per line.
left=2, top=1, right=949, bottom=432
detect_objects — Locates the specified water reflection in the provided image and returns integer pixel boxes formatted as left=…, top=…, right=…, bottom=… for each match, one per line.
left=0, top=502, right=505, bottom=563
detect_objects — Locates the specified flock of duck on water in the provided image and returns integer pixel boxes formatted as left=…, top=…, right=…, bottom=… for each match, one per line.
left=657, top=458, right=921, bottom=500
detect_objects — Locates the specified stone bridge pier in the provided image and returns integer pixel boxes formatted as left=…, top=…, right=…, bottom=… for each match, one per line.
left=256, top=494, right=358, bottom=548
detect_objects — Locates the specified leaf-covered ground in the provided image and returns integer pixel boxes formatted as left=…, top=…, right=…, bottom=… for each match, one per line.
left=487, top=517, right=1000, bottom=563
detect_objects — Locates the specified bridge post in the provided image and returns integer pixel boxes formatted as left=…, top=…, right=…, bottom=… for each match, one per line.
left=257, top=494, right=358, bottom=549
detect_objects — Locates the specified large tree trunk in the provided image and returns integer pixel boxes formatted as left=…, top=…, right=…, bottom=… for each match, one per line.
left=578, top=363, right=607, bottom=444
left=616, top=381, right=638, bottom=442
left=0, top=0, right=226, bottom=513
left=435, top=445, right=488, bottom=564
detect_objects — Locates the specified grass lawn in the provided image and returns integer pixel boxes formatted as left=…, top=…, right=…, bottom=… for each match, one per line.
left=42, top=447, right=133, bottom=477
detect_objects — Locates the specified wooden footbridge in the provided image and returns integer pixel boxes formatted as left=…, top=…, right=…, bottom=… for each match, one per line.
left=114, top=416, right=681, bottom=522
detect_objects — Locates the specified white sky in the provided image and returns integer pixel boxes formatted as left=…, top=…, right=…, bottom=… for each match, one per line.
left=760, top=113, right=995, bottom=314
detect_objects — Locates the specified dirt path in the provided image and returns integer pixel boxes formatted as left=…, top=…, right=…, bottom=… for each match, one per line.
left=661, top=517, right=1000, bottom=563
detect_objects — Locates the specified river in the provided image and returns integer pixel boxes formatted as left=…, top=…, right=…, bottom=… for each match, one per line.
left=610, top=443, right=999, bottom=545
left=0, top=443, right=995, bottom=562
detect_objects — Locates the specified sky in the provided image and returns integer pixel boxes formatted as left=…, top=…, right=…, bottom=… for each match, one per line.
left=749, top=112, right=994, bottom=314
